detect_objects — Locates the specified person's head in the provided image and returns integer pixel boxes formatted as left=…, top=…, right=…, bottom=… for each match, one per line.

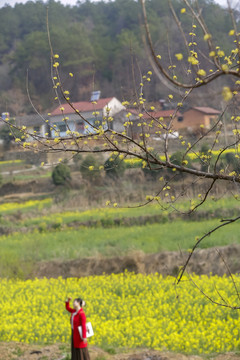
left=73, top=298, right=85, bottom=310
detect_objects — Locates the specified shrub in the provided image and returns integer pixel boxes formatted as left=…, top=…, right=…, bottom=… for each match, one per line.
left=124, top=158, right=142, bottom=169
left=38, top=222, right=47, bottom=233
left=52, top=163, right=71, bottom=186
left=80, top=155, right=101, bottom=182
left=170, top=151, right=192, bottom=167
left=225, top=152, right=240, bottom=173
left=199, top=144, right=210, bottom=172
left=73, top=153, right=83, bottom=170
left=200, top=143, right=210, bottom=155
left=140, top=151, right=164, bottom=180
left=170, top=151, right=184, bottom=166
left=104, top=154, right=126, bottom=179
left=73, top=153, right=82, bottom=165
left=142, top=162, right=163, bottom=180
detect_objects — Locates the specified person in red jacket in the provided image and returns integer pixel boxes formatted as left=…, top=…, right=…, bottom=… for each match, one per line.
left=65, top=297, right=90, bottom=360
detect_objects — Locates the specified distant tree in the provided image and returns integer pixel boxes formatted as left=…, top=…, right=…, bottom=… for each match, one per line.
left=0, top=120, right=21, bottom=150
left=0, top=0, right=237, bottom=109
left=0, top=125, right=13, bottom=151
left=52, top=163, right=71, bottom=186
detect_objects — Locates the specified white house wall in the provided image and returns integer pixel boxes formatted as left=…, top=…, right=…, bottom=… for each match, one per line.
left=50, top=111, right=104, bottom=137
left=49, top=98, right=125, bottom=138
left=103, top=97, right=125, bottom=117
left=26, top=124, right=47, bottom=142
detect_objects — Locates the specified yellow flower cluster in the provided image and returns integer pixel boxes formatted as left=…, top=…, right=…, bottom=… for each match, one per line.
left=186, top=145, right=240, bottom=160
left=0, top=198, right=52, bottom=213
left=1, top=273, right=240, bottom=354
left=0, top=159, right=23, bottom=165
left=124, top=146, right=240, bottom=165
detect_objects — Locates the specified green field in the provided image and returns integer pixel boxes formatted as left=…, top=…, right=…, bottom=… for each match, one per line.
left=2, top=195, right=239, bottom=226
left=0, top=219, right=240, bottom=278
left=0, top=195, right=239, bottom=278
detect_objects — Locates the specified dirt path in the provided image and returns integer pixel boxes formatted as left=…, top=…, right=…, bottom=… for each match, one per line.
left=32, top=244, right=240, bottom=279
left=1, top=342, right=240, bottom=360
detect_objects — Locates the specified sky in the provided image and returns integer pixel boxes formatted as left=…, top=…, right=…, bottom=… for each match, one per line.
left=0, top=0, right=236, bottom=8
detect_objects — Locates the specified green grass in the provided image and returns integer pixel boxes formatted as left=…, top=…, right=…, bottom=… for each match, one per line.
left=20, top=205, right=170, bottom=227
left=19, top=196, right=240, bottom=228
left=0, top=195, right=239, bottom=278
left=1, top=219, right=240, bottom=278
left=3, top=171, right=51, bottom=183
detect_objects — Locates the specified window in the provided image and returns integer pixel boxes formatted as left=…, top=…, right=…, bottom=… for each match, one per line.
left=94, top=118, right=102, bottom=127
left=33, top=126, right=40, bottom=133
left=76, top=122, right=85, bottom=134
left=177, top=116, right=183, bottom=122
left=58, top=124, right=67, bottom=132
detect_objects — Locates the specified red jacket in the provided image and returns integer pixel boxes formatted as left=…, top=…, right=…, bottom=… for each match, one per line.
left=65, top=301, right=88, bottom=348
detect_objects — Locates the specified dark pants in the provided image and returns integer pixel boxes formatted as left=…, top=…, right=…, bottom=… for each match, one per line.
left=71, top=333, right=90, bottom=360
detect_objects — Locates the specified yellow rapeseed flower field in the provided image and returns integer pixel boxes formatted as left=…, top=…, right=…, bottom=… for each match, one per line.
left=0, top=198, right=52, bottom=213
left=0, top=159, right=23, bottom=165
left=124, top=146, right=240, bottom=163
left=1, top=273, right=240, bottom=354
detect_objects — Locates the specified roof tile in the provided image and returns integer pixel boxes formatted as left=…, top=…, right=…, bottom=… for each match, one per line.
left=51, top=97, right=114, bottom=116
left=191, top=107, right=220, bottom=115
left=129, top=109, right=182, bottom=118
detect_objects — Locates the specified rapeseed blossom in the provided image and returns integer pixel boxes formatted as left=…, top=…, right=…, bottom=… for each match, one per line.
left=0, top=198, right=52, bottom=214
left=1, top=274, right=240, bottom=354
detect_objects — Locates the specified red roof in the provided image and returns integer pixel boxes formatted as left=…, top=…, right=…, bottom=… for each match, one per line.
left=129, top=109, right=182, bottom=118
left=191, top=107, right=220, bottom=115
left=51, top=97, right=114, bottom=116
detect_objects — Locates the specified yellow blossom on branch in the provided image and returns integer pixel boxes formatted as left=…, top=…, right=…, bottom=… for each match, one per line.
left=222, top=86, right=233, bottom=101
left=204, top=33, right=212, bottom=41
left=175, top=53, right=183, bottom=61
left=197, top=69, right=206, bottom=77
left=188, top=56, right=199, bottom=65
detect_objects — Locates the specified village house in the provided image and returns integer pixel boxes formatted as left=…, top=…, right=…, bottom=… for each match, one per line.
left=10, top=103, right=220, bottom=144
left=15, top=114, right=48, bottom=141
left=180, top=107, right=221, bottom=131
left=122, top=109, right=183, bottom=138
left=49, top=96, right=125, bottom=137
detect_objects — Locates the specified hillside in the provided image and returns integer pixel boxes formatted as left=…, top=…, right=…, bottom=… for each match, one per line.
left=0, top=0, right=235, bottom=113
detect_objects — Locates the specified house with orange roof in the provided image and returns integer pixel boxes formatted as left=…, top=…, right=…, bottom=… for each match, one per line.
left=123, top=108, right=183, bottom=138
left=49, top=96, right=125, bottom=137
left=125, top=107, right=220, bottom=135
left=180, top=107, right=221, bottom=131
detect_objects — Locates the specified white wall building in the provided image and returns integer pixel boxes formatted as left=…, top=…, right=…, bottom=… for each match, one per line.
left=49, top=97, right=125, bottom=137
left=15, top=114, right=48, bottom=141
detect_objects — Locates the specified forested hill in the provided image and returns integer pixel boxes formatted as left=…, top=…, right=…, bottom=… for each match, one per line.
left=0, top=0, right=235, bottom=115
